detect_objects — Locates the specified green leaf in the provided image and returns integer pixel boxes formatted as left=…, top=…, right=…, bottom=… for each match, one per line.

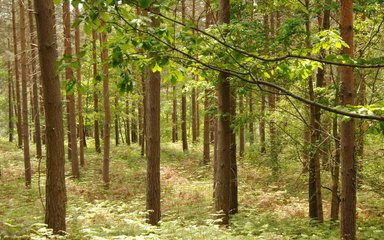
left=139, top=0, right=152, bottom=8
left=152, top=63, right=162, bottom=73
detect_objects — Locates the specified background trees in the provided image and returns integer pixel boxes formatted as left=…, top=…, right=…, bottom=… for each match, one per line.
left=0, top=0, right=383, bottom=239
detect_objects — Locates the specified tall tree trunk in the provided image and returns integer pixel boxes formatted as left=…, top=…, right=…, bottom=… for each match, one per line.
left=125, top=99, right=131, bottom=145
left=75, top=6, right=85, bottom=167
left=331, top=113, right=341, bottom=221
left=20, top=0, right=31, bottom=188
left=239, top=95, right=245, bottom=157
left=8, top=39, right=14, bottom=143
left=229, top=89, right=238, bottom=214
left=34, top=0, right=67, bottom=232
left=145, top=7, right=161, bottom=225
left=259, top=93, right=266, bottom=153
left=92, top=30, right=101, bottom=153
left=63, top=0, right=79, bottom=178
left=115, top=97, right=120, bottom=146
left=141, top=71, right=146, bottom=156
left=131, top=103, right=138, bottom=143
left=269, top=13, right=278, bottom=178
left=172, top=85, right=178, bottom=142
left=181, top=0, right=188, bottom=152
left=248, top=92, right=254, bottom=145
left=191, top=0, right=197, bottom=143
left=340, top=0, right=356, bottom=239
left=215, top=0, right=231, bottom=225
left=203, top=0, right=211, bottom=164
left=28, top=0, right=42, bottom=159
left=12, top=0, right=22, bottom=148
left=100, top=23, right=111, bottom=189
left=306, top=0, right=323, bottom=222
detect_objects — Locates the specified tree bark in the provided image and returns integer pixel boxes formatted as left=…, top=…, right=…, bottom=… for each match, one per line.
left=145, top=7, right=161, bottom=225
left=12, top=0, right=23, bottom=148
left=249, top=92, right=254, bottom=145
left=20, top=0, right=31, bottom=188
left=340, top=0, right=356, bottom=239
left=75, top=6, right=85, bottom=167
left=214, top=0, right=231, bottom=225
left=239, top=95, right=244, bottom=157
left=100, top=23, right=111, bottom=189
left=63, top=0, right=79, bottom=178
left=229, top=89, right=238, bottom=214
left=172, top=85, right=178, bottom=142
left=181, top=0, right=188, bottom=152
left=34, top=0, right=67, bottom=233
left=115, top=97, right=120, bottom=146
left=8, top=39, right=14, bottom=143
left=92, top=30, right=101, bottom=153
left=28, top=0, right=42, bottom=159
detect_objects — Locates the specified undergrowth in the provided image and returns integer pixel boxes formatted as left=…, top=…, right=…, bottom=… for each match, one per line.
left=0, top=138, right=383, bottom=239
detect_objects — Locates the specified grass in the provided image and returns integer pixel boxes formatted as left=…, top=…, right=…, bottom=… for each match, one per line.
left=0, top=137, right=383, bottom=239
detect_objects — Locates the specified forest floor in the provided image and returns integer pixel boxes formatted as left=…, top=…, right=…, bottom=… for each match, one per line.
left=0, top=137, right=383, bottom=239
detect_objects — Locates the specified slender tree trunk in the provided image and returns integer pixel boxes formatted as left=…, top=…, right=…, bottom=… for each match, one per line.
left=141, top=71, right=146, bottom=156
left=20, top=0, right=31, bottom=188
left=63, top=0, right=79, bottom=178
left=306, top=0, right=323, bottom=222
left=34, top=0, right=67, bottom=232
left=8, top=39, right=14, bottom=143
left=125, top=99, right=131, bottom=145
left=145, top=7, right=161, bottom=225
left=131, top=103, right=138, bottom=143
left=115, top=97, right=120, bottom=146
left=215, top=0, right=231, bottom=225
left=191, top=0, right=197, bottom=143
left=239, top=95, right=245, bottom=157
left=12, top=0, right=23, bottom=148
left=259, top=93, right=266, bottom=153
left=101, top=23, right=111, bottom=189
left=331, top=114, right=341, bottom=221
left=75, top=6, right=85, bottom=167
left=229, top=89, right=238, bottom=214
left=172, top=85, right=178, bottom=142
left=248, top=92, right=254, bottom=145
left=181, top=0, right=188, bottom=152
left=92, top=30, right=101, bottom=153
left=28, top=0, right=42, bottom=159
left=340, top=1, right=356, bottom=239
left=203, top=0, right=211, bottom=164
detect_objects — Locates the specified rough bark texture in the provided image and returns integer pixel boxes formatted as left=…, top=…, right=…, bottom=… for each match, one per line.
left=20, top=0, right=31, bottom=188
left=34, top=0, right=67, bottom=232
left=28, top=0, right=42, bottom=159
left=340, top=0, right=356, bottom=239
left=215, top=0, right=231, bottom=225
left=63, top=0, right=79, bottom=178
left=101, top=26, right=111, bottom=189
left=92, top=30, right=101, bottom=154
left=75, top=6, right=85, bottom=167
left=12, top=0, right=22, bottom=148
left=146, top=9, right=161, bottom=225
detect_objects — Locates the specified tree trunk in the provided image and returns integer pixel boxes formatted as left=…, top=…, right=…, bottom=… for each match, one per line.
left=259, top=93, right=266, bottom=153
left=340, top=0, right=356, bottom=239
left=172, top=85, right=178, bottom=142
left=214, top=0, right=231, bottom=225
left=63, top=0, right=79, bottom=178
left=145, top=8, right=161, bottom=225
left=305, top=0, right=323, bottom=222
left=125, top=99, right=131, bottom=145
left=101, top=23, right=111, bottom=189
left=34, top=0, right=67, bottom=232
left=8, top=39, right=14, bottom=143
left=92, top=30, right=101, bottom=153
left=28, top=0, right=42, bottom=159
left=203, top=89, right=210, bottom=165
left=12, top=0, right=22, bottom=148
left=229, top=89, right=238, bottom=214
left=115, top=97, right=120, bottom=146
left=331, top=114, right=341, bottom=221
left=181, top=0, right=188, bottom=152
left=20, top=0, right=31, bottom=188
left=239, top=95, right=244, bottom=157
left=248, top=92, right=254, bottom=145
left=75, top=6, right=85, bottom=167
